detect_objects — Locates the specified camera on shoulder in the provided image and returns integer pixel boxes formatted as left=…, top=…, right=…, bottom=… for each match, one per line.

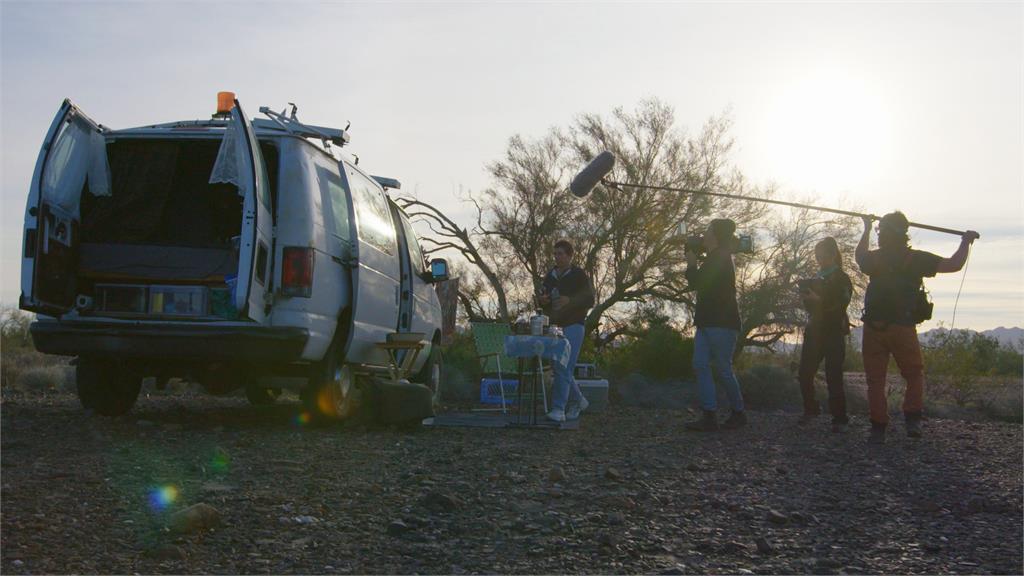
left=797, top=278, right=823, bottom=294
left=685, top=233, right=754, bottom=257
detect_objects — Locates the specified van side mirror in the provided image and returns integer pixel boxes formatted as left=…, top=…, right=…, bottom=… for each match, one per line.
left=427, top=258, right=449, bottom=283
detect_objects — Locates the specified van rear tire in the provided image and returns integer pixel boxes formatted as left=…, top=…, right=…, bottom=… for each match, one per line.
left=303, top=341, right=357, bottom=421
left=76, top=358, right=142, bottom=417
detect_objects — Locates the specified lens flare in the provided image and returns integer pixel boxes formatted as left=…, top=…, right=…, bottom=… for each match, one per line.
left=148, top=485, right=179, bottom=510
left=210, top=450, right=230, bottom=474
left=295, top=411, right=312, bottom=426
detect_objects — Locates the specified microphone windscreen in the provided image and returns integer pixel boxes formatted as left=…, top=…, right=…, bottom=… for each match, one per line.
left=569, top=151, right=616, bottom=197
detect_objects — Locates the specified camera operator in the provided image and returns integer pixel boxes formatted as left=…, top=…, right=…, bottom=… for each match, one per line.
left=856, top=211, right=979, bottom=444
left=684, top=218, right=746, bottom=432
left=797, top=237, right=853, bottom=432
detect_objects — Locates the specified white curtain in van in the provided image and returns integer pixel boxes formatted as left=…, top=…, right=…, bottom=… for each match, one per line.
left=209, top=120, right=243, bottom=195
left=87, top=129, right=111, bottom=197
left=40, top=119, right=111, bottom=216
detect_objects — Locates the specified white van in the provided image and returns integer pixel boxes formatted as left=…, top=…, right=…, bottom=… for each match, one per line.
left=20, top=96, right=448, bottom=419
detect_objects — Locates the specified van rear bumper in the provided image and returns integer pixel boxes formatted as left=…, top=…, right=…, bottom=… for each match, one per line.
left=30, top=320, right=309, bottom=362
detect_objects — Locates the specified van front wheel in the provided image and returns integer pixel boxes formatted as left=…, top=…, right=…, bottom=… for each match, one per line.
left=413, top=338, right=443, bottom=410
left=303, top=343, right=357, bottom=421
left=76, top=358, right=142, bottom=417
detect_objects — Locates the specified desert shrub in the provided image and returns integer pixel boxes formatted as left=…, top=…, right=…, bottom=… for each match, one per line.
left=922, top=330, right=1012, bottom=406
left=600, top=319, right=694, bottom=381
left=843, top=338, right=864, bottom=372
left=990, top=345, right=1024, bottom=377
left=2, top=347, right=74, bottom=390
left=736, top=364, right=800, bottom=410
left=1, top=305, right=33, bottom=350
left=974, top=378, right=1024, bottom=423
left=15, top=365, right=72, bottom=393
left=734, top=346, right=799, bottom=374
left=440, top=331, right=484, bottom=402
left=1, top=305, right=75, bottom=393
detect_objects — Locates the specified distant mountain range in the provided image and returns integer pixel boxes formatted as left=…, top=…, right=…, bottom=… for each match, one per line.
left=846, top=326, right=1024, bottom=351
left=767, top=326, right=1024, bottom=353
left=920, top=326, right=1024, bottom=351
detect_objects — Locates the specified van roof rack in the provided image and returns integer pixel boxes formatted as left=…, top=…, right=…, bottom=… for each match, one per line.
left=258, top=106, right=350, bottom=150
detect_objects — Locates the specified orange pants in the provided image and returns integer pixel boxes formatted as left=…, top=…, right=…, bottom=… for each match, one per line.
left=862, top=322, right=925, bottom=424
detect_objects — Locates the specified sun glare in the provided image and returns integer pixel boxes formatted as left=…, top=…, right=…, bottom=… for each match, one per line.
left=763, top=66, right=893, bottom=194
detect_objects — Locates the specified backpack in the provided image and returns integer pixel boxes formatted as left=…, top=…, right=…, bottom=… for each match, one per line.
left=863, top=251, right=933, bottom=325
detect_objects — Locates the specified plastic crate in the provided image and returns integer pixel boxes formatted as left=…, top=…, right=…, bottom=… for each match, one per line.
left=574, top=363, right=599, bottom=379
left=480, top=378, right=519, bottom=405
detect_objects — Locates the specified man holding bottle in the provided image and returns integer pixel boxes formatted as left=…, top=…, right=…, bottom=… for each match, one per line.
left=538, top=239, right=595, bottom=422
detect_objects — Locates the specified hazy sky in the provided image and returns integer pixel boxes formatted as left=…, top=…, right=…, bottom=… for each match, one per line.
left=1, top=1, right=1021, bottom=331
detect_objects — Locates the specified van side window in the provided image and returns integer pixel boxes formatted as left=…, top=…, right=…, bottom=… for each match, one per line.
left=317, top=165, right=352, bottom=256
left=347, top=167, right=395, bottom=255
left=258, top=141, right=279, bottom=215
left=400, top=213, right=426, bottom=271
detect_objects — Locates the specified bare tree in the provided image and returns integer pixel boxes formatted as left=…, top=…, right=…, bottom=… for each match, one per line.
left=394, top=195, right=512, bottom=321
left=404, top=97, right=862, bottom=358
left=736, top=207, right=866, bottom=353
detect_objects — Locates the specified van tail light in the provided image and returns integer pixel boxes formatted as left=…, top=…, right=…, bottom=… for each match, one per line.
left=282, top=247, right=314, bottom=298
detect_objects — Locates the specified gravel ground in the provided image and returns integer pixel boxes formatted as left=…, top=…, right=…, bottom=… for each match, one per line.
left=1, top=391, right=1021, bottom=575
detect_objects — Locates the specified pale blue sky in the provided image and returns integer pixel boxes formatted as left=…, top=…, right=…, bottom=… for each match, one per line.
left=2, top=1, right=1021, bottom=330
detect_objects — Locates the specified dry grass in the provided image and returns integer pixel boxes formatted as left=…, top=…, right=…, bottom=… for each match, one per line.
left=2, top=346, right=72, bottom=393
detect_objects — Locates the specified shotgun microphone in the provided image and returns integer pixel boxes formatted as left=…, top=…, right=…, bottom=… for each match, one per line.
left=569, top=151, right=616, bottom=197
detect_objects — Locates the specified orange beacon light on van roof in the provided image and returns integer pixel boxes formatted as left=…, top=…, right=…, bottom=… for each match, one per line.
left=214, top=91, right=236, bottom=117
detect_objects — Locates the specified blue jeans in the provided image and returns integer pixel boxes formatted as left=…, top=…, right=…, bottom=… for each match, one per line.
left=552, top=323, right=585, bottom=411
left=693, top=327, right=744, bottom=412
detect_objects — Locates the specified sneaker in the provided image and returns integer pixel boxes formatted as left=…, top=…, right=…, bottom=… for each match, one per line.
left=566, top=396, right=590, bottom=420
left=546, top=408, right=566, bottom=422
left=721, top=410, right=748, bottom=430
left=868, top=423, right=886, bottom=445
left=685, top=410, right=719, bottom=432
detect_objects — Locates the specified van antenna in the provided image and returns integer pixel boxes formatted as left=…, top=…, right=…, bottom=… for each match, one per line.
left=353, top=154, right=359, bottom=165
left=345, top=121, right=351, bottom=132
left=288, top=103, right=298, bottom=120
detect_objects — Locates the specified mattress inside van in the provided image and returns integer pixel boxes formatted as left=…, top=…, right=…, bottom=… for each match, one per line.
left=79, top=243, right=236, bottom=282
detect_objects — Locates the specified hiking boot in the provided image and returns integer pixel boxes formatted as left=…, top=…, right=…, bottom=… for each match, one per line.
left=566, top=395, right=590, bottom=420
left=905, top=412, right=923, bottom=438
left=685, top=410, right=719, bottom=432
left=545, top=408, right=566, bottom=423
left=868, top=423, right=886, bottom=445
left=721, top=410, right=748, bottom=430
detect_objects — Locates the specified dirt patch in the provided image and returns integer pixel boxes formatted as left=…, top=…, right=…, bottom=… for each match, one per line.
left=2, top=392, right=1021, bottom=574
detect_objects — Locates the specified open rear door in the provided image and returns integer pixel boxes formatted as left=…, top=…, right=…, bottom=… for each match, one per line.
left=223, top=100, right=273, bottom=323
left=21, top=99, right=109, bottom=316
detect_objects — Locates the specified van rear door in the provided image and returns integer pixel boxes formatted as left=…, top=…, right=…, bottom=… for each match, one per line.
left=21, top=99, right=108, bottom=316
left=226, top=100, right=273, bottom=323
